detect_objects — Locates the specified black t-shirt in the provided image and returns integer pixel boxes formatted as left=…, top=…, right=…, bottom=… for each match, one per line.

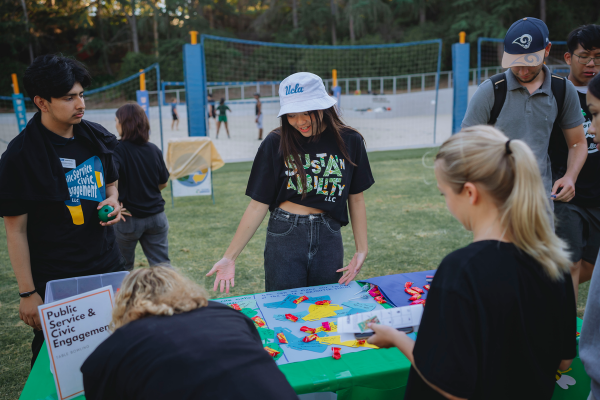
left=113, top=141, right=169, bottom=218
left=245, top=127, right=374, bottom=226
left=549, top=90, right=598, bottom=207
left=0, top=124, right=121, bottom=284
left=405, top=241, right=576, bottom=400
left=81, top=301, right=299, bottom=400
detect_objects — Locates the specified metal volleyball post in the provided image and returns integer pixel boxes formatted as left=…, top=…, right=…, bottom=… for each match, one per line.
left=452, top=32, right=470, bottom=134
left=156, top=64, right=164, bottom=153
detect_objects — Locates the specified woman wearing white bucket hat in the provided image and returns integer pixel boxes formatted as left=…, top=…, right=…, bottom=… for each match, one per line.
left=207, top=72, right=375, bottom=293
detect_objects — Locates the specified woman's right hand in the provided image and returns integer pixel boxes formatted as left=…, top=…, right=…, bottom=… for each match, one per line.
left=206, top=258, right=236, bottom=293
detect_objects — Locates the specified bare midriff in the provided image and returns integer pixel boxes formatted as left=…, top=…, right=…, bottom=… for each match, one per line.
left=278, top=201, right=325, bottom=215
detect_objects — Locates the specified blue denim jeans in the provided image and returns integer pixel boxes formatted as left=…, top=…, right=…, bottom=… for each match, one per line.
left=114, top=211, right=170, bottom=270
left=264, top=208, right=344, bottom=292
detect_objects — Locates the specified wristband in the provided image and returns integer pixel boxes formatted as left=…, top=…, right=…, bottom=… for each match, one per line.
left=19, top=289, right=37, bottom=298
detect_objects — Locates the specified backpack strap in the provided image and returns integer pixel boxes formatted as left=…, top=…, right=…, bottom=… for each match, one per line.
left=488, top=73, right=507, bottom=125
left=551, top=74, right=567, bottom=123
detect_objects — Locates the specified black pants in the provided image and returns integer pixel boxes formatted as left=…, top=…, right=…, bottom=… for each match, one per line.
left=30, top=256, right=127, bottom=368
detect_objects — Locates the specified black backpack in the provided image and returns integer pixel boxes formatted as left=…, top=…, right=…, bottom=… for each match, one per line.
left=487, top=72, right=567, bottom=125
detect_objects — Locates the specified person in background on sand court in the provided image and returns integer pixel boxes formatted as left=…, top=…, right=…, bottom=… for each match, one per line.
left=462, top=17, right=587, bottom=211
left=548, top=25, right=600, bottom=301
left=216, top=98, right=231, bottom=139
left=81, top=266, right=299, bottom=400
left=113, top=103, right=171, bottom=271
left=0, top=55, right=125, bottom=367
left=579, top=73, right=600, bottom=400
left=207, top=72, right=374, bottom=294
left=170, top=97, right=179, bottom=131
left=207, top=93, right=216, bottom=130
left=255, top=92, right=263, bottom=140
left=368, top=126, right=576, bottom=400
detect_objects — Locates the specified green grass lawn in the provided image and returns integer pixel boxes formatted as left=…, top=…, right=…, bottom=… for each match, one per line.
left=0, top=147, right=590, bottom=399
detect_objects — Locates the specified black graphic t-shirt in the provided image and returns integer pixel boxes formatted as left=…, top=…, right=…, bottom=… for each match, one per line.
left=246, top=127, right=374, bottom=225
left=549, top=90, right=598, bottom=207
left=0, top=124, right=121, bottom=284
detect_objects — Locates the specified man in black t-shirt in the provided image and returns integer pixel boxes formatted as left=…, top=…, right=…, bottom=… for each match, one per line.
left=0, top=55, right=125, bottom=367
left=549, top=25, right=600, bottom=299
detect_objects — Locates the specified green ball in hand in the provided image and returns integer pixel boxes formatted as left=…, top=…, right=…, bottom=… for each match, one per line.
left=98, top=205, right=116, bottom=222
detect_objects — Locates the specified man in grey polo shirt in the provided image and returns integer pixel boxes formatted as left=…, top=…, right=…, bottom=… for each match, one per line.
left=462, top=17, right=586, bottom=204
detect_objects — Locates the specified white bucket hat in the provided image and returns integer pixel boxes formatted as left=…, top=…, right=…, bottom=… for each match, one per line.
left=277, top=72, right=337, bottom=118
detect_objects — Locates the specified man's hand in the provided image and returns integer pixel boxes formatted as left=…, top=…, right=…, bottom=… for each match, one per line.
left=337, top=252, right=367, bottom=285
left=119, top=202, right=132, bottom=222
left=97, top=197, right=122, bottom=226
left=367, top=323, right=405, bottom=348
left=552, top=176, right=576, bottom=202
left=20, top=292, right=43, bottom=330
left=206, top=258, right=236, bottom=293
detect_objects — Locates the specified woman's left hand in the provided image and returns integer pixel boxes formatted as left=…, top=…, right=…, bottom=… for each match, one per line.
left=337, top=252, right=367, bottom=285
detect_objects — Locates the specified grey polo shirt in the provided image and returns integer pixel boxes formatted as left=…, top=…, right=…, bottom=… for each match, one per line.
left=461, top=65, right=584, bottom=194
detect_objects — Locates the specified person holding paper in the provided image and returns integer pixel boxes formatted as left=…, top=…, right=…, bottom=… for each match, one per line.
left=367, top=126, right=576, bottom=400
left=81, top=266, right=299, bottom=400
left=0, top=55, right=125, bottom=367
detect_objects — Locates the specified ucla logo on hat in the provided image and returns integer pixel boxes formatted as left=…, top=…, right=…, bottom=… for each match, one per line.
left=285, top=84, right=304, bottom=95
left=512, top=34, right=533, bottom=49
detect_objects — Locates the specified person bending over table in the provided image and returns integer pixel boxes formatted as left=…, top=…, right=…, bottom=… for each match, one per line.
left=81, top=266, right=299, bottom=400
left=207, top=72, right=375, bottom=293
left=368, top=126, right=576, bottom=400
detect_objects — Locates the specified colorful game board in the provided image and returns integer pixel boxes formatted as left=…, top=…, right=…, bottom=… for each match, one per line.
left=214, top=282, right=387, bottom=365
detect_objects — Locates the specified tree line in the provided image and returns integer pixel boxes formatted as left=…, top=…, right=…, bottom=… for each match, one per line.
left=1, top=0, right=599, bottom=95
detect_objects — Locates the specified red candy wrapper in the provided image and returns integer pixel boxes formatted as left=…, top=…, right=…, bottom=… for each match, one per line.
left=357, top=340, right=366, bottom=345
left=405, top=288, right=418, bottom=295
left=230, top=303, right=241, bottom=311
left=277, top=332, right=288, bottom=344
left=300, top=326, right=316, bottom=334
left=424, top=284, right=430, bottom=290
left=322, top=322, right=332, bottom=331
left=411, top=287, right=424, bottom=294
left=408, top=294, right=421, bottom=301
left=285, top=314, right=299, bottom=322
left=264, top=346, right=280, bottom=358
left=332, top=347, right=341, bottom=360
left=374, top=295, right=387, bottom=304
left=252, top=316, right=266, bottom=327
left=404, top=282, right=414, bottom=289
left=368, top=287, right=382, bottom=297
left=410, top=299, right=426, bottom=305
left=426, top=275, right=434, bottom=278
left=293, top=295, right=309, bottom=304
left=315, top=300, right=331, bottom=305
left=302, top=334, right=318, bottom=342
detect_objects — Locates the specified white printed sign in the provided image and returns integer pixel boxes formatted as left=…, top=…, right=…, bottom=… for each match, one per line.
left=337, top=305, right=424, bottom=334
left=38, top=286, right=115, bottom=400
left=172, top=168, right=212, bottom=197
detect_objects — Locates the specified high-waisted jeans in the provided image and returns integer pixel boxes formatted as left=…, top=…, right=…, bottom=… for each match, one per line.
left=264, top=208, right=344, bottom=292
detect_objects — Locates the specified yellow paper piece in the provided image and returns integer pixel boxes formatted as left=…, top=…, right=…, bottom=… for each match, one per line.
left=316, top=335, right=361, bottom=348
left=316, top=322, right=337, bottom=333
left=303, top=304, right=344, bottom=321
left=356, top=341, right=379, bottom=349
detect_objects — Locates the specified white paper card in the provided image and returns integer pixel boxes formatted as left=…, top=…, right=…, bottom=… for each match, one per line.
left=60, top=158, right=76, bottom=169
left=38, top=286, right=115, bottom=400
left=337, top=305, right=424, bottom=333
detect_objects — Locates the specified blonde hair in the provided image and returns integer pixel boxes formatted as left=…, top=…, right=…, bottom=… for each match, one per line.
left=111, top=266, right=209, bottom=330
left=435, top=125, right=571, bottom=281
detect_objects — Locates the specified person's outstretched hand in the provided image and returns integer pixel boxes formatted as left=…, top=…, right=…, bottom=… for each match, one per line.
left=337, top=252, right=367, bottom=285
left=367, top=323, right=404, bottom=348
left=206, top=258, right=235, bottom=293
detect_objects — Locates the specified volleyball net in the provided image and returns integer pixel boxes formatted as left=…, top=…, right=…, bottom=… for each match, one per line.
left=200, top=35, right=445, bottom=162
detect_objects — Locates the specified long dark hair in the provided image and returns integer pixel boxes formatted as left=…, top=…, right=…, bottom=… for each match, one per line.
left=277, top=106, right=363, bottom=199
left=590, top=73, right=600, bottom=99
left=116, top=102, right=150, bottom=145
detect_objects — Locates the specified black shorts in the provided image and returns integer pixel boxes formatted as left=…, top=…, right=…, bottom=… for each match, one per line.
left=555, top=202, right=600, bottom=263
left=172, top=113, right=178, bottom=121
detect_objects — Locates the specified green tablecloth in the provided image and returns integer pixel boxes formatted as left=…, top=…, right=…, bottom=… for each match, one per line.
left=19, top=318, right=591, bottom=400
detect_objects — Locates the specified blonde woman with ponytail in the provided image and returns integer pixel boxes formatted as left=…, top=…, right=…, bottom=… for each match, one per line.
left=368, top=126, right=577, bottom=400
